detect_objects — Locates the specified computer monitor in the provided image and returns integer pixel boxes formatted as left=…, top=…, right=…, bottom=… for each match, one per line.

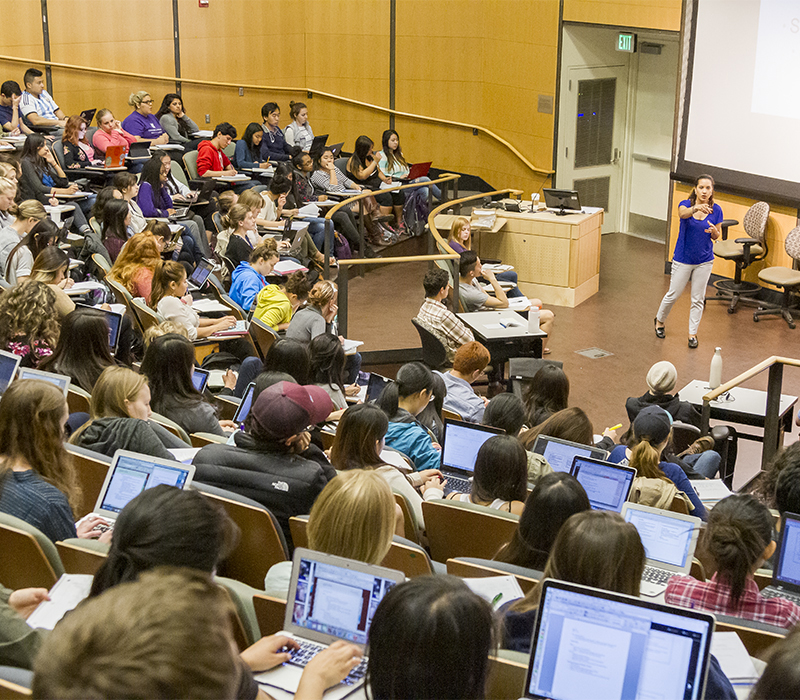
left=542, top=188, right=581, bottom=215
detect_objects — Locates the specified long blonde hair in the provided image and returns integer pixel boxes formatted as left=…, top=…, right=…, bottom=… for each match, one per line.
left=627, top=434, right=672, bottom=483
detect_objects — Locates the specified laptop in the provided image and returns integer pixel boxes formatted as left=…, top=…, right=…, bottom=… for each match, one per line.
left=127, top=142, right=151, bottom=159
left=439, top=418, right=503, bottom=494
left=191, top=367, right=210, bottom=393
left=103, top=145, right=126, bottom=168
left=254, top=548, right=404, bottom=700
left=79, top=108, right=97, bottom=125
left=187, top=258, right=214, bottom=291
left=329, top=142, right=345, bottom=157
left=621, top=502, right=702, bottom=597
left=309, top=134, right=328, bottom=155
left=400, top=161, right=432, bottom=181
left=569, top=456, right=636, bottom=512
left=762, top=511, right=800, bottom=605
left=0, top=350, right=21, bottom=397
left=233, top=382, right=256, bottom=428
left=524, top=579, right=715, bottom=700
left=90, top=449, right=195, bottom=529
left=16, top=368, right=71, bottom=397
left=75, top=303, right=123, bottom=351
left=530, top=435, right=609, bottom=474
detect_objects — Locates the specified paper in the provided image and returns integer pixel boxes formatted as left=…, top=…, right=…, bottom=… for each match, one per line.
left=298, top=203, right=320, bottom=217
left=193, top=130, right=213, bottom=138
left=273, top=260, right=308, bottom=275
left=342, top=339, right=363, bottom=355
left=26, top=574, right=94, bottom=630
left=481, top=281, right=515, bottom=291
left=380, top=449, right=412, bottom=473
left=692, top=479, right=734, bottom=503
left=192, top=298, right=230, bottom=313
left=208, top=369, right=234, bottom=388
left=483, top=323, right=503, bottom=330
left=109, top=303, right=126, bottom=316
left=711, top=632, right=759, bottom=682
left=216, top=174, right=248, bottom=182
left=508, top=296, right=531, bottom=309
left=463, top=575, right=524, bottom=610
left=167, top=447, right=201, bottom=464
left=482, top=263, right=513, bottom=272
left=66, top=232, right=84, bottom=242
left=65, top=281, right=105, bottom=295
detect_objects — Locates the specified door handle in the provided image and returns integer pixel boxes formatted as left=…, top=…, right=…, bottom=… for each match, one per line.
left=612, top=148, right=620, bottom=165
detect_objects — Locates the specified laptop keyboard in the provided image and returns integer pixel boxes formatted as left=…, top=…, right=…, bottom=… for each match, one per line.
left=288, top=639, right=368, bottom=686
left=642, top=566, right=673, bottom=587
left=444, top=474, right=471, bottom=494
left=762, top=587, right=800, bottom=605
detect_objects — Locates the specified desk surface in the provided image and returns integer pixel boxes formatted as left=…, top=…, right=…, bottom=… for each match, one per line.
left=458, top=310, right=547, bottom=341
left=678, top=379, right=798, bottom=419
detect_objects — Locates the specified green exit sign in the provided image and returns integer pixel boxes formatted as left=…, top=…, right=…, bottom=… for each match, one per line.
left=617, top=33, right=637, bottom=52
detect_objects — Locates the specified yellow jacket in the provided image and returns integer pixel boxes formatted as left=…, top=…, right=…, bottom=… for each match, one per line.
left=254, top=284, right=292, bottom=329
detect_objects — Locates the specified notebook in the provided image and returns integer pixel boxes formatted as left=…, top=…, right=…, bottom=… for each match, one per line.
left=621, top=502, right=701, bottom=597
left=75, top=303, right=123, bottom=351
left=91, top=450, right=195, bottom=527
left=16, top=368, right=71, bottom=397
left=255, top=548, right=404, bottom=699
left=530, top=435, right=609, bottom=474
left=0, top=350, right=21, bottom=397
left=439, top=419, right=503, bottom=494
left=191, top=367, right=210, bottom=393
left=524, top=579, right=714, bottom=700
left=233, top=382, right=256, bottom=427
left=569, top=456, right=636, bottom=512
left=762, top=511, right=800, bottom=604
left=187, top=258, right=214, bottom=291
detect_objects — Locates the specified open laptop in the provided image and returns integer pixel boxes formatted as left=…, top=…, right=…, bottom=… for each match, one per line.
left=569, top=455, right=636, bottom=512
left=762, top=511, right=800, bottom=604
left=524, top=579, right=715, bottom=700
left=191, top=367, right=210, bottom=394
left=233, top=382, right=256, bottom=428
left=0, top=350, right=21, bottom=397
left=355, top=372, right=393, bottom=404
left=75, top=303, right=123, bottom=351
left=187, top=257, right=214, bottom=291
left=79, top=108, right=97, bottom=124
left=400, top=161, right=432, bottom=181
left=530, top=435, right=608, bottom=474
left=329, top=142, right=345, bottom=157
left=254, top=548, right=404, bottom=700
left=103, top=145, right=126, bottom=168
left=89, top=450, right=195, bottom=530
left=621, top=502, right=702, bottom=597
left=309, top=133, right=328, bottom=155
left=440, top=418, right=503, bottom=494
left=16, top=368, right=71, bottom=397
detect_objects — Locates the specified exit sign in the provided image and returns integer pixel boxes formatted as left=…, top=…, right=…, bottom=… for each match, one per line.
left=617, top=33, right=637, bottom=52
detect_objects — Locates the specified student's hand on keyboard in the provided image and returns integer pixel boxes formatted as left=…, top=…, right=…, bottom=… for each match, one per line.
left=240, top=634, right=300, bottom=672
left=421, top=475, right=446, bottom=495
left=76, top=515, right=111, bottom=539
left=295, top=641, right=363, bottom=698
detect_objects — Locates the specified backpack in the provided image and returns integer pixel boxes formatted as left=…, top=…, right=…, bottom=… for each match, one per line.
left=403, top=187, right=430, bottom=237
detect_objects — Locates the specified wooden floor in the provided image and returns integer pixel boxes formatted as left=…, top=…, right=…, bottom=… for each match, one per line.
left=348, top=233, right=800, bottom=488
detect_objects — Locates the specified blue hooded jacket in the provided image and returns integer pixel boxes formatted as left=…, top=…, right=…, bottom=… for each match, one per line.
left=383, top=408, right=441, bottom=472
left=229, top=262, right=265, bottom=311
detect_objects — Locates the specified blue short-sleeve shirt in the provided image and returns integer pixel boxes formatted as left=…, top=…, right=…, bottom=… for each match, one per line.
left=673, top=199, right=723, bottom=265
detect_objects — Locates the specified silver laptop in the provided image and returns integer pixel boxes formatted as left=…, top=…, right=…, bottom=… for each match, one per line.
left=762, top=511, right=800, bottom=605
left=16, top=367, right=71, bottom=397
left=530, top=434, right=609, bottom=474
left=439, top=418, right=503, bottom=494
left=255, top=548, right=404, bottom=699
left=0, top=350, right=21, bottom=397
left=524, top=579, right=715, bottom=700
left=569, top=455, right=636, bottom=512
left=621, top=502, right=701, bottom=597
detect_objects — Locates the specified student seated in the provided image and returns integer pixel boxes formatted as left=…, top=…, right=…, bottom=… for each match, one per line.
left=61, top=115, right=101, bottom=168
left=155, top=92, right=200, bottom=145
left=347, top=135, right=404, bottom=231
left=0, top=80, right=32, bottom=135
left=439, top=341, right=490, bottom=423
left=92, top=108, right=138, bottom=156
left=108, top=231, right=163, bottom=303
left=120, top=91, right=169, bottom=144
left=0, top=583, right=48, bottom=669
left=447, top=217, right=521, bottom=294
left=308, top=332, right=356, bottom=419
left=666, top=494, right=800, bottom=628
left=193, top=381, right=336, bottom=543
left=376, top=362, right=442, bottom=472
left=521, top=363, right=569, bottom=426
left=99, top=198, right=130, bottom=262
left=197, top=122, right=238, bottom=178
left=376, top=128, right=441, bottom=200
left=775, top=456, right=800, bottom=518
left=4, top=217, right=59, bottom=287
left=367, top=575, right=493, bottom=700
left=0, top=280, right=60, bottom=367
left=253, top=270, right=312, bottom=331
left=264, top=469, right=396, bottom=596
left=71, top=366, right=190, bottom=458
left=415, top=268, right=475, bottom=363
left=0, top=380, right=108, bottom=542
left=235, top=337, right=312, bottom=397
left=29, top=247, right=76, bottom=318
left=229, top=242, right=279, bottom=311
left=233, top=122, right=269, bottom=170
left=0, top=176, right=17, bottom=228
left=260, top=102, right=291, bottom=161
left=757, top=441, right=800, bottom=510
left=750, top=624, right=800, bottom=699
left=19, top=68, right=66, bottom=132
left=222, top=202, right=259, bottom=268
left=284, top=101, right=314, bottom=151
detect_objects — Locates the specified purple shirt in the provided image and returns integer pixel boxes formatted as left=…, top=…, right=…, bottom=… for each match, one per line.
left=137, top=181, right=173, bottom=218
left=121, top=111, right=165, bottom=140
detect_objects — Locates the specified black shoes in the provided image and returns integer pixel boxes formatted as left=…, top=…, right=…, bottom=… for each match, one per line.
left=654, top=318, right=665, bottom=339
left=688, top=337, right=698, bottom=349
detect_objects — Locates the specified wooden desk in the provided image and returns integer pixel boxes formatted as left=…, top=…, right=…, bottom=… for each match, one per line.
left=436, top=208, right=603, bottom=307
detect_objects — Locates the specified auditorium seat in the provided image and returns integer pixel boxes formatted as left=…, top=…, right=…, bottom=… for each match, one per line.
left=0, top=514, right=63, bottom=590
left=411, top=318, right=447, bottom=370
left=446, top=557, right=542, bottom=594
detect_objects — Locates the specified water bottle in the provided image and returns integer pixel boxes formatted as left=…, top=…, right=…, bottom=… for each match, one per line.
left=528, top=306, right=540, bottom=333
left=709, top=347, right=723, bottom=389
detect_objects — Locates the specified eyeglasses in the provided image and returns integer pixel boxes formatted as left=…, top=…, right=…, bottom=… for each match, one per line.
left=141, top=99, right=153, bottom=105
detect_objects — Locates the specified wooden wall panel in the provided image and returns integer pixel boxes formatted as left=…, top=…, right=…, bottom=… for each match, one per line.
left=0, top=0, right=46, bottom=111
left=563, top=0, right=682, bottom=31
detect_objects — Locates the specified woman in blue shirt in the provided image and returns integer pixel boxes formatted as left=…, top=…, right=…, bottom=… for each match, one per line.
left=655, top=174, right=722, bottom=348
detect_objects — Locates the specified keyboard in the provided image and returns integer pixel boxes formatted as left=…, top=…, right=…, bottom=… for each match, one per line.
left=288, top=639, right=368, bottom=686
left=642, top=566, right=673, bottom=587
left=443, top=473, right=471, bottom=494
left=762, top=587, right=800, bottom=605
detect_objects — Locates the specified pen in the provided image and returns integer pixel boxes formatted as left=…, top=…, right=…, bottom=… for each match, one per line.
left=607, top=423, right=622, bottom=431
left=491, top=592, right=503, bottom=606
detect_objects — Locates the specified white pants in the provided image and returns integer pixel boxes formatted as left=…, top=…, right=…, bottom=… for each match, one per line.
left=656, top=260, right=713, bottom=336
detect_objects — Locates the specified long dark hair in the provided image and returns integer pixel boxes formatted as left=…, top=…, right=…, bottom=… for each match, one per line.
left=242, top=122, right=263, bottom=162
left=20, top=133, right=52, bottom=178
left=309, top=333, right=346, bottom=394
left=376, top=362, right=434, bottom=419
left=155, top=93, right=193, bottom=139
left=381, top=129, right=407, bottom=172
left=519, top=407, right=594, bottom=451
left=483, top=393, right=527, bottom=436
left=348, top=135, right=374, bottom=174
left=472, top=435, right=528, bottom=505
left=330, top=403, right=388, bottom=472
left=140, top=333, right=204, bottom=411
left=5, top=218, right=59, bottom=279
left=91, top=186, right=119, bottom=226
left=40, top=309, right=115, bottom=393
left=688, top=173, right=715, bottom=207
left=495, top=472, right=591, bottom=570
left=262, top=338, right=310, bottom=385
left=522, top=364, right=569, bottom=426
left=312, top=146, right=334, bottom=171
left=139, top=155, right=168, bottom=210
left=102, top=198, right=129, bottom=244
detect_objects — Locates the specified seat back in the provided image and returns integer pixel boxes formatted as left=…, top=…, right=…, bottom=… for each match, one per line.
left=249, top=317, right=278, bottom=361
left=713, top=613, right=786, bottom=660
left=446, top=557, right=542, bottom=594
left=0, top=514, right=64, bottom=589
left=743, top=201, right=770, bottom=244
left=222, top=141, right=236, bottom=159
left=130, top=298, right=164, bottom=333
left=182, top=150, right=200, bottom=180
left=216, top=576, right=262, bottom=648
left=209, top=283, right=246, bottom=320
left=190, top=431, right=228, bottom=448
left=52, top=139, right=67, bottom=170
left=105, top=277, right=133, bottom=306
left=441, top=408, right=463, bottom=422
left=67, top=386, right=92, bottom=415
left=393, top=491, right=419, bottom=543
left=212, top=211, right=224, bottom=234
left=91, top=253, right=110, bottom=281
left=56, top=539, right=109, bottom=575
left=334, top=156, right=350, bottom=174
left=487, top=653, right=529, bottom=700
left=288, top=514, right=310, bottom=549
left=253, top=593, right=287, bottom=637
left=149, top=411, right=191, bottom=444
left=670, top=420, right=701, bottom=454
left=89, top=216, right=103, bottom=239
left=411, top=318, right=447, bottom=370
left=170, top=159, right=189, bottom=187
left=0, top=674, right=32, bottom=699
left=785, top=226, right=800, bottom=265
left=65, top=444, right=110, bottom=519
left=422, top=499, right=518, bottom=563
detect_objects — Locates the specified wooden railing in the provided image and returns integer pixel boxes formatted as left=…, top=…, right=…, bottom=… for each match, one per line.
left=701, top=356, right=800, bottom=469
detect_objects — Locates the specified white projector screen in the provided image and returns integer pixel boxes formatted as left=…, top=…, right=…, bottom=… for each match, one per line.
left=677, top=0, right=800, bottom=202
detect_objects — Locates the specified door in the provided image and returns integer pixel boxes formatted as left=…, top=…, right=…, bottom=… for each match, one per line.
left=558, top=65, right=628, bottom=234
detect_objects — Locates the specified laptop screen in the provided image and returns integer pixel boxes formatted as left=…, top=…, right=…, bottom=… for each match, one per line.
left=0, top=351, right=20, bottom=396
left=234, top=382, right=256, bottom=426
left=533, top=435, right=605, bottom=473
left=440, top=419, right=503, bottom=474
left=98, top=452, right=193, bottom=515
left=189, top=259, right=213, bottom=287
left=289, top=555, right=398, bottom=646
left=191, top=368, right=209, bottom=393
left=570, top=457, right=634, bottom=512
left=366, top=373, right=392, bottom=403
left=76, top=303, right=122, bottom=350
left=775, top=513, right=800, bottom=587
left=623, top=506, right=697, bottom=570
left=17, top=368, right=71, bottom=396
left=526, top=581, right=713, bottom=700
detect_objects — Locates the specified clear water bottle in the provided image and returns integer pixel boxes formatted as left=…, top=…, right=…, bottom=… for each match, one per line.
left=528, top=306, right=541, bottom=333
left=709, top=347, right=723, bottom=389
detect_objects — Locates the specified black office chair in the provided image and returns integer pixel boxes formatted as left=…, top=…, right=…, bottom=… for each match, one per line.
left=705, top=202, right=770, bottom=313
left=411, top=318, right=447, bottom=370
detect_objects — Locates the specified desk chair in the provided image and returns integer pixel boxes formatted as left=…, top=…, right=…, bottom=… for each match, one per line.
left=216, top=576, right=262, bottom=648
left=149, top=411, right=191, bottom=444
left=105, top=277, right=132, bottom=306
left=220, top=254, right=236, bottom=278
left=182, top=150, right=200, bottom=181
left=393, top=491, right=419, bottom=543
left=253, top=594, right=287, bottom=638
left=130, top=297, right=164, bottom=334
left=208, top=283, right=246, bottom=320
left=0, top=669, right=32, bottom=699
left=706, top=202, right=770, bottom=313
left=411, top=318, right=448, bottom=370
left=212, top=211, right=224, bottom=235
left=0, top=514, right=64, bottom=590
left=441, top=408, right=463, bottom=422
left=487, top=653, right=530, bottom=700
left=753, top=225, right=800, bottom=328
left=67, top=386, right=91, bottom=415
left=65, top=444, right=111, bottom=519
left=169, top=158, right=190, bottom=188
left=190, top=431, right=228, bottom=448
left=446, top=557, right=542, bottom=594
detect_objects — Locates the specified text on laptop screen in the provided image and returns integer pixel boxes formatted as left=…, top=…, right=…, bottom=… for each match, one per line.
left=540, top=439, right=595, bottom=473
left=529, top=586, right=711, bottom=700
left=441, top=422, right=500, bottom=473
left=17, top=369, right=69, bottom=392
left=571, top=458, right=633, bottom=512
left=0, top=354, right=18, bottom=395
left=624, top=508, right=695, bottom=569
left=290, top=558, right=397, bottom=646
left=100, top=454, right=191, bottom=514
left=777, top=516, right=800, bottom=587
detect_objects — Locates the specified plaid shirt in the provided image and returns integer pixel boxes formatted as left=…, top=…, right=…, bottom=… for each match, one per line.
left=665, top=573, right=800, bottom=629
left=415, top=298, right=474, bottom=363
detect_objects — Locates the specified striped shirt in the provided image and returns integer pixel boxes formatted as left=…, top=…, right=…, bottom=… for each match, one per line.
left=0, top=470, right=76, bottom=542
left=310, top=167, right=357, bottom=194
left=19, top=89, right=59, bottom=121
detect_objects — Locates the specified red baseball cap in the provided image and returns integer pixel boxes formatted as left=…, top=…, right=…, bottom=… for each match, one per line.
left=250, top=381, right=333, bottom=440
